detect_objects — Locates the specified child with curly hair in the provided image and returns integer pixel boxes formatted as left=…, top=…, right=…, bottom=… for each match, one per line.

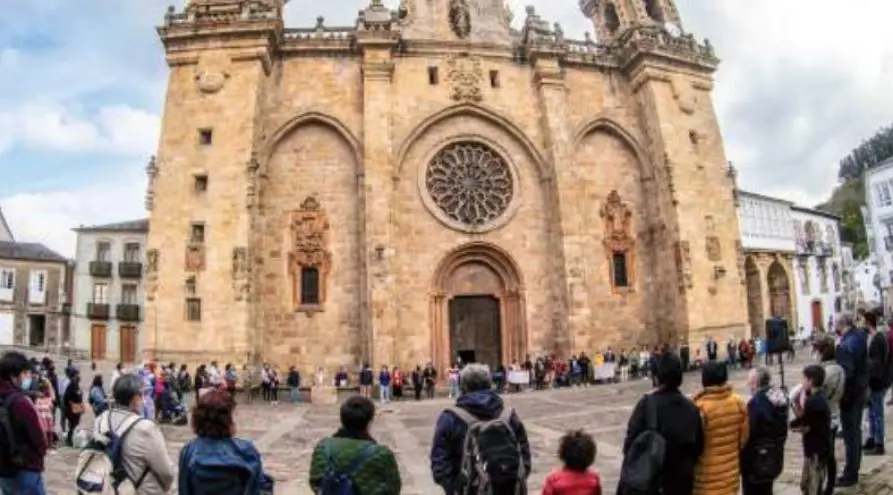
left=541, top=430, right=602, bottom=495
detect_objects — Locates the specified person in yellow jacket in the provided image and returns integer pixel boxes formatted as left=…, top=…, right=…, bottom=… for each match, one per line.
left=692, top=361, right=749, bottom=495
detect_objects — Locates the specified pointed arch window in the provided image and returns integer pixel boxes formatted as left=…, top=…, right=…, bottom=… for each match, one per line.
left=604, top=2, right=621, bottom=33
left=643, top=0, right=665, bottom=22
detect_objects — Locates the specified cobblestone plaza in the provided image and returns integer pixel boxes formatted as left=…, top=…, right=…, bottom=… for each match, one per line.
left=46, top=361, right=893, bottom=494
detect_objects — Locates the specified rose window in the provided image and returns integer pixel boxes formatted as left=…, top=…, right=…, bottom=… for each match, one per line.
left=425, top=142, right=514, bottom=227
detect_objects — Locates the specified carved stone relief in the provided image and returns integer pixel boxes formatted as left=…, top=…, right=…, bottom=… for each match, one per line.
left=663, top=153, right=678, bottom=205
left=706, top=236, right=722, bottom=262
left=670, top=75, right=696, bottom=114
left=600, top=190, right=634, bottom=249
left=246, top=153, right=259, bottom=210
left=146, top=248, right=159, bottom=301
left=675, top=240, right=693, bottom=292
left=449, top=0, right=472, bottom=38
left=195, top=70, right=229, bottom=94
left=185, top=245, right=206, bottom=271
left=446, top=55, right=483, bottom=102
left=289, top=196, right=332, bottom=308
left=232, top=247, right=249, bottom=301
left=735, top=241, right=745, bottom=284
left=145, top=156, right=158, bottom=212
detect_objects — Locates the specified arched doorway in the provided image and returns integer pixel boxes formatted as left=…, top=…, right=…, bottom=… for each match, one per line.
left=430, top=243, right=526, bottom=374
left=767, top=261, right=792, bottom=323
left=745, top=256, right=764, bottom=337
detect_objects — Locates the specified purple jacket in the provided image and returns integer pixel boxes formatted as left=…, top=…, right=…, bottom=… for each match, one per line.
left=0, top=380, right=48, bottom=474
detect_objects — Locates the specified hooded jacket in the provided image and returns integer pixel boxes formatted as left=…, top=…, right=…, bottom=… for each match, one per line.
left=0, top=381, right=47, bottom=474
left=742, top=387, right=788, bottom=482
left=309, top=428, right=401, bottom=495
left=179, top=436, right=273, bottom=495
left=430, top=389, right=532, bottom=494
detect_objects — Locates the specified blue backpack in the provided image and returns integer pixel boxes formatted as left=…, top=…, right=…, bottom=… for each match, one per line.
left=319, top=440, right=377, bottom=495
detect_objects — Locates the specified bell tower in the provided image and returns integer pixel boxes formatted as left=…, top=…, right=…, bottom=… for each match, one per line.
left=580, top=0, right=683, bottom=44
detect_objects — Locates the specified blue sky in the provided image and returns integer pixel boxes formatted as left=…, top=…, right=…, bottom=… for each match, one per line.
left=2, top=0, right=893, bottom=257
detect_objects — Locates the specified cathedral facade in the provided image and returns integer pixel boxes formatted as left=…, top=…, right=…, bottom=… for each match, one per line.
left=145, top=0, right=748, bottom=373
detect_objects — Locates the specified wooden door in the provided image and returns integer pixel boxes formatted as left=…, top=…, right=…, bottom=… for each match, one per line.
left=90, top=325, right=107, bottom=360
left=811, top=301, right=824, bottom=331
left=449, top=296, right=501, bottom=369
left=119, top=326, right=136, bottom=364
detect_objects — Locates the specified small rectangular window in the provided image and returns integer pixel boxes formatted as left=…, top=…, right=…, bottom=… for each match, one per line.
left=194, top=174, right=208, bottom=193
left=190, top=223, right=205, bottom=244
left=0, top=269, right=13, bottom=290
left=612, top=252, right=629, bottom=288
left=93, top=283, right=108, bottom=304
left=489, top=70, right=500, bottom=88
left=198, top=129, right=213, bottom=146
left=124, top=243, right=140, bottom=262
left=186, top=298, right=202, bottom=322
left=428, top=66, right=439, bottom=85
left=300, top=266, right=320, bottom=305
left=96, top=242, right=111, bottom=262
left=122, top=284, right=138, bottom=304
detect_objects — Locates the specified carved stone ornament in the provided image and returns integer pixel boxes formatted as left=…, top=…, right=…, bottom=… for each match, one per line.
left=675, top=240, right=693, bottom=292
left=735, top=240, right=745, bottom=284
left=146, top=248, right=159, bottom=301
left=185, top=244, right=206, bottom=272
left=289, top=196, right=332, bottom=308
left=195, top=70, right=229, bottom=94
left=664, top=153, right=678, bottom=205
left=245, top=153, right=260, bottom=210
left=145, top=155, right=158, bottom=212
left=446, top=55, right=483, bottom=102
left=232, top=247, right=249, bottom=301
left=449, top=0, right=472, bottom=38
left=426, top=142, right=513, bottom=228
left=600, top=190, right=634, bottom=250
left=705, top=236, right=722, bottom=262
left=670, top=75, right=696, bottom=114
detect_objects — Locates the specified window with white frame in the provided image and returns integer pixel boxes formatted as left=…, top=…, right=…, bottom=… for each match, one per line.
left=875, top=182, right=892, bottom=207
left=0, top=268, right=13, bottom=301
left=28, top=270, right=47, bottom=304
left=121, top=284, right=138, bottom=304
left=92, top=283, right=108, bottom=304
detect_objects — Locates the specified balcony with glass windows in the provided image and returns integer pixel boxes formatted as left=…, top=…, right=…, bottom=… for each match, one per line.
left=116, top=304, right=141, bottom=322
left=87, top=303, right=110, bottom=320
left=89, top=261, right=113, bottom=278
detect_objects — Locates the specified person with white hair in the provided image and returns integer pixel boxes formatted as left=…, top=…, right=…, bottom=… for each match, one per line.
left=430, top=363, right=531, bottom=494
left=741, top=366, right=788, bottom=495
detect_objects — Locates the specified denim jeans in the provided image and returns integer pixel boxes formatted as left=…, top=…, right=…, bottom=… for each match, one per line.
left=868, top=388, right=887, bottom=446
left=448, top=381, right=459, bottom=398
left=840, top=398, right=866, bottom=481
left=379, top=384, right=390, bottom=403
left=0, top=471, right=47, bottom=495
left=290, top=387, right=300, bottom=404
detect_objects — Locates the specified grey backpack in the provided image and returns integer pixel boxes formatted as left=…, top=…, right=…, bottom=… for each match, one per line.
left=449, top=406, right=526, bottom=495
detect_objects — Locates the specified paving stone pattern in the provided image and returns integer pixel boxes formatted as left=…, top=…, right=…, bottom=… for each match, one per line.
left=46, top=361, right=893, bottom=494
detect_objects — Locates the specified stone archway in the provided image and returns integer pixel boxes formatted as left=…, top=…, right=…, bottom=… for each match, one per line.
left=745, top=256, right=764, bottom=337
left=430, top=243, right=526, bottom=375
left=767, top=261, right=792, bottom=323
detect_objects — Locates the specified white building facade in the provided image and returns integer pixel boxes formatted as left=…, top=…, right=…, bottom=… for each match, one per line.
left=737, top=191, right=798, bottom=337
left=71, top=220, right=148, bottom=363
left=791, top=207, right=844, bottom=333
left=863, top=158, right=893, bottom=315
left=852, top=254, right=881, bottom=309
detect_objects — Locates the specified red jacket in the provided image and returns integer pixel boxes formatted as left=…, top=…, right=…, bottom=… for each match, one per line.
left=541, top=468, right=601, bottom=495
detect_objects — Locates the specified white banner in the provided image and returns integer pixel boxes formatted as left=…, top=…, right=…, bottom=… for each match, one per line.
left=507, top=370, right=530, bottom=385
left=593, top=363, right=616, bottom=380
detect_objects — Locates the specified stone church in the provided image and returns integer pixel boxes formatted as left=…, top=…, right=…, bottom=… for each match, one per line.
left=145, top=0, right=748, bottom=374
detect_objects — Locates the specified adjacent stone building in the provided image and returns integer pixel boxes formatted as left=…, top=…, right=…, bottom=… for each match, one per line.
left=0, top=240, right=69, bottom=351
left=737, top=191, right=797, bottom=338
left=71, top=220, right=149, bottom=363
left=145, top=0, right=747, bottom=373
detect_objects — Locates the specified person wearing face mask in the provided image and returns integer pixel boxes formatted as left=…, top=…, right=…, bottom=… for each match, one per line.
left=89, top=373, right=174, bottom=494
left=0, top=351, right=49, bottom=494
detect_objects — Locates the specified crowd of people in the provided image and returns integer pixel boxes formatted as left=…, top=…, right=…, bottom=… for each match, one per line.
left=0, top=307, right=890, bottom=494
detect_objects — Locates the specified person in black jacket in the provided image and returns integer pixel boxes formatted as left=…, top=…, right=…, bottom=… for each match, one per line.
left=741, top=366, right=788, bottom=495
left=621, top=352, right=703, bottom=495
left=834, top=312, right=868, bottom=487
left=863, top=310, right=890, bottom=455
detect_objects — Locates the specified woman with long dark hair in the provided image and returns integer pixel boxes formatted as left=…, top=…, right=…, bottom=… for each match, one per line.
left=63, top=372, right=85, bottom=446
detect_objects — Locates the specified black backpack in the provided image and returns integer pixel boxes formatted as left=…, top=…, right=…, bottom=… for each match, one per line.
left=0, top=394, right=25, bottom=470
left=449, top=406, right=525, bottom=495
left=618, top=395, right=666, bottom=494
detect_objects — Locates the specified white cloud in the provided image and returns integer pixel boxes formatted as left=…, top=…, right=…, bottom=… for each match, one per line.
left=1, top=165, right=146, bottom=258
left=0, top=104, right=160, bottom=157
